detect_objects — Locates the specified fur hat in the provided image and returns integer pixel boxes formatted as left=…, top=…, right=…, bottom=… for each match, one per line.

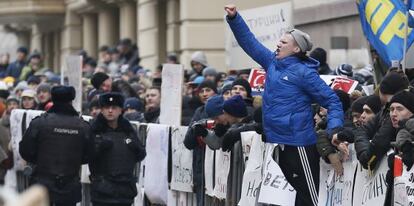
left=99, top=92, right=125, bottom=108
left=51, top=86, right=76, bottom=103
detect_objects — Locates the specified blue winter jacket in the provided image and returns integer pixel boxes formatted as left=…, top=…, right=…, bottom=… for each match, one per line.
left=227, top=14, right=344, bottom=146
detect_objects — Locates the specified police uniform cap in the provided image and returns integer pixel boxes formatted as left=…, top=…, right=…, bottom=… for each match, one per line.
left=51, top=86, right=76, bottom=103
left=99, top=92, right=124, bottom=108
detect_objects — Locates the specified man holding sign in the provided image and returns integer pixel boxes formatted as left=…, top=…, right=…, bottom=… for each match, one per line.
left=225, top=5, right=344, bottom=206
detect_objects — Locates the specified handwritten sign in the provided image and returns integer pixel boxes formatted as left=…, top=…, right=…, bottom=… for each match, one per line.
left=213, top=150, right=231, bottom=199
left=170, top=126, right=193, bottom=193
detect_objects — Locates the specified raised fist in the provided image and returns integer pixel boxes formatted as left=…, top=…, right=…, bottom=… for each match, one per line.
left=224, top=4, right=237, bottom=18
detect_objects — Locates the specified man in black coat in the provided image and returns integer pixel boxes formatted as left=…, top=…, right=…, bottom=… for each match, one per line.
left=89, top=92, right=146, bottom=206
left=19, top=86, right=91, bottom=206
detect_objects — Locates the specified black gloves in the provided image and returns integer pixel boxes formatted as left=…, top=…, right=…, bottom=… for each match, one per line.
left=192, top=120, right=208, bottom=137
left=316, top=117, right=328, bottom=130
left=214, top=123, right=229, bottom=137
left=402, top=142, right=414, bottom=171
left=337, top=128, right=355, bottom=143
left=221, top=128, right=242, bottom=152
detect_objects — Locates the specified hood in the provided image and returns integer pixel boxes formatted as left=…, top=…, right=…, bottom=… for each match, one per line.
left=277, top=55, right=320, bottom=70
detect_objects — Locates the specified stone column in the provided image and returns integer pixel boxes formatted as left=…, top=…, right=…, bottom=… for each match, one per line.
left=53, top=31, right=61, bottom=72
left=98, top=7, right=119, bottom=47
left=166, top=0, right=180, bottom=55
left=16, top=31, right=31, bottom=49
left=137, top=0, right=166, bottom=70
left=119, top=1, right=137, bottom=42
left=30, top=24, right=43, bottom=53
left=60, top=10, right=82, bottom=70
left=43, top=32, right=54, bottom=69
left=82, top=13, right=98, bottom=59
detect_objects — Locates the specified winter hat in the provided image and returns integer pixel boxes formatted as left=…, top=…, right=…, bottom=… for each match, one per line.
left=37, top=83, right=51, bottom=94
left=310, top=48, right=327, bottom=64
left=192, top=76, right=205, bottom=85
left=232, top=78, right=252, bottom=98
left=205, top=95, right=224, bottom=118
left=390, top=90, right=414, bottom=114
left=220, top=83, right=233, bottom=95
left=335, top=64, right=353, bottom=77
left=365, top=95, right=382, bottom=114
left=51, top=86, right=76, bottom=103
left=191, top=51, right=208, bottom=67
left=88, top=99, right=100, bottom=110
left=27, top=76, right=41, bottom=85
left=287, top=29, right=313, bottom=52
left=21, top=89, right=36, bottom=98
left=351, top=96, right=368, bottom=114
left=202, top=67, right=217, bottom=77
left=379, top=73, right=409, bottom=95
left=6, top=95, right=19, bottom=104
left=334, top=89, right=351, bottom=112
left=91, top=72, right=110, bottom=90
left=17, top=47, right=28, bottom=55
left=99, top=92, right=125, bottom=108
left=223, top=95, right=248, bottom=118
left=198, top=80, right=218, bottom=94
left=124, top=97, right=143, bottom=112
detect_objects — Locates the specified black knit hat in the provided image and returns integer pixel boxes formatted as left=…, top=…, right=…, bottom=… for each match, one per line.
left=232, top=78, right=252, bottom=98
left=334, top=89, right=351, bottom=112
left=198, top=80, right=217, bottom=94
left=99, top=92, right=125, bottom=108
left=365, top=95, right=381, bottom=114
left=310, top=48, right=327, bottom=64
left=223, top=95, right=247, bottom=118
left=390, top=90, right=414, bottom=114
left=91, top=72, right=110, bottom=90
left=379, top=73, right=409, bottom=95
left=51, top=86, right=76, bottom=103
left=351, top=96, right=368, bottom=113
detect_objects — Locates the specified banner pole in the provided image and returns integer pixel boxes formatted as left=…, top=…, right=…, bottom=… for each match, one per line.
left=403, top=1, right=409, bottom=74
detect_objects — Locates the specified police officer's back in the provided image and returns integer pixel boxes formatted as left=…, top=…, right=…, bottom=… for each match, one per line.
left=89, top=92, right=146, bottom=206
left=19, top=86, right=91, bottom=206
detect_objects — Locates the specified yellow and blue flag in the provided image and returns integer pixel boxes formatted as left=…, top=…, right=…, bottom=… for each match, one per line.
left=357, top=0, right=414, bottom=66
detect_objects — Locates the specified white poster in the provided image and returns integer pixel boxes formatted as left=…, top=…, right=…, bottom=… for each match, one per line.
left=205, top=147, right=215, bottom=197
left=170, top=126, right=193, bottom=193
left=258, top=144, right=296, bottom=206
left=63, top=55, right=82, bottom=112
left=318, top=144, right=358, bottom=206
left=400, top=165, right=414, bottom=205
left=353, top=155, right=389, bottom=206
left=213, top=150, right=231, bottom=199
left=238, top=132, right=265, bottom=206
left=225, top=2, right=292, bottom=69
left=160, top=64, right=183, bottom=126
left=144, top=124, right=170, bottom=204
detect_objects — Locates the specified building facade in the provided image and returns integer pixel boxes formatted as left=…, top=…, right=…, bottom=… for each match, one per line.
left=3, top=0, right=401, bottom=73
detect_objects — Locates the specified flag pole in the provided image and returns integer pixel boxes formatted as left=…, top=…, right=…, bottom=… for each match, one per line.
left=403, top=0, right=409, bottom=74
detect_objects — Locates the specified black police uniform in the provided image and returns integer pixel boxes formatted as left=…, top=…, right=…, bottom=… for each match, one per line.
left=19, top=107, right=91, bottom=206
left=89, top=93, right=146, bottom=206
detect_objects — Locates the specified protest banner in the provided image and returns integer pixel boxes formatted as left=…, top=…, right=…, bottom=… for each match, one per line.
left=400, top=164, right=414, bottom=205
left=160, top=64, right=184, bottom=126
left=170, top=126, right=193, bottom=193
left=318, top=144, right=358, bottom=206
left=238, top=132, right=265, bottom=206
left=248, top=68, right=266, bottom=96
left=63, top=55, right=82, bottom=111
left=225, top=2, right=292, bottom=69
left=353, top=154, right=389, bottom=206
left=258, top=144, right=296, bottom=206
left=205, top=147, right=215, bottom=197
left=213, top=150, right=231, bottom=199
left=144, top=124, right=170, bottom=204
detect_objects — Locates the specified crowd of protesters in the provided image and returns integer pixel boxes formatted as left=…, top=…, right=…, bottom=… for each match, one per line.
left=0, top=9, right=411, bottom=206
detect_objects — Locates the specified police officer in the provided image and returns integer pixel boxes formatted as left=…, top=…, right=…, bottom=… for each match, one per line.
left=19, top=86, right=91, bottom=206
left=89, top=92, right=146, bottom=206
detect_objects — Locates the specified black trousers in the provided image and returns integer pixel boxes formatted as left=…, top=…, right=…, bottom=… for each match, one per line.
left=278, top=144, right=320, bottom=206
left=92, top=203, right=131, bottom=206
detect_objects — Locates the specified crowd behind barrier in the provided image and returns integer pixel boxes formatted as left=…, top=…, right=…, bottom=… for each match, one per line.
left=5, top=109, right=414, bottom=206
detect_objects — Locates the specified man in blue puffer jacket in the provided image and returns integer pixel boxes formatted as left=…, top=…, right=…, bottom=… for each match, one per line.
left=225, top=5, right=344, bottom=206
